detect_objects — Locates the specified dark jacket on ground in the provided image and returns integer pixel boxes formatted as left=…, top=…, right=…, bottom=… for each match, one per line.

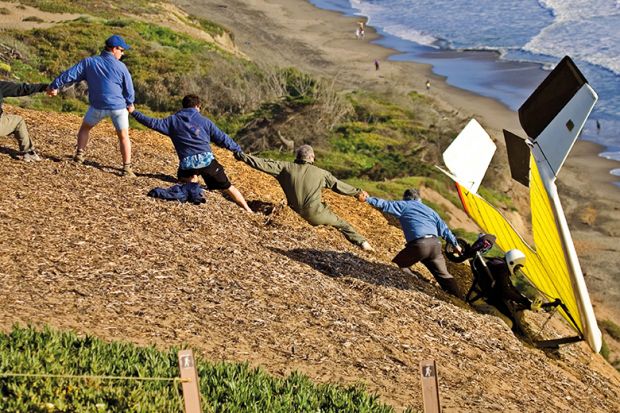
left=0, top=81, right=48, bottom=116
left=147, top=183, right=205, bottom=204
left=131, top=108, right=241, bottom=162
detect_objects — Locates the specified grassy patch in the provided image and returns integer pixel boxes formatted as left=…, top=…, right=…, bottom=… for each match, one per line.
left=0, top=325, right=397, bottom=412
left=3, top=0, right=158, bottom=16
left=600, top=319, right=620, bottom=341
left=305, top=91, right=462, bottom=182
left=4, top=17, right=278, bottom=117
left=478, top=186, right=515, bottom=211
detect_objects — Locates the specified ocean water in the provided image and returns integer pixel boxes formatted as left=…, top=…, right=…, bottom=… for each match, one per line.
left=309, top=0, right=620, bottom=178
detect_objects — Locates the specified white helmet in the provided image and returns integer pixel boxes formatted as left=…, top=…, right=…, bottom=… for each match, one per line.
left=505, top=249, right=526, bottom=275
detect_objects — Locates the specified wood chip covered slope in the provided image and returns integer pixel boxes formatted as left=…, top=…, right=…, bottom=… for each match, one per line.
left=1, top=106, right=619, bottom=412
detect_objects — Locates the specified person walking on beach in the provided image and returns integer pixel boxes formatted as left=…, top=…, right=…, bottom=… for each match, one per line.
left=374, top=59, right=380, bottom=71
left=0, top=80, right=49, bottom=161
left=236, top=145, right=373, bottom=251
left=425, top=79, right=431, bottom=91
left=359, top=188, right=462, bottom=295
left=128, top=94, right=252, bottom=212
left=47, top=35, right=136, bottom=177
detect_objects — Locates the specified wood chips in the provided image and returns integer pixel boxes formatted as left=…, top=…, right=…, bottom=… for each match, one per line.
left=1, top=106, right=619, bottom=412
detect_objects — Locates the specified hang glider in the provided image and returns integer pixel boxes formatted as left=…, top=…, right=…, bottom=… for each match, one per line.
left=439, top=57, right=602, bottom=352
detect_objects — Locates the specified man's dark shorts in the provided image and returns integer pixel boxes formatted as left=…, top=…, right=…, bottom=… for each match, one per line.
left=177, top=159, right=231, bottom=190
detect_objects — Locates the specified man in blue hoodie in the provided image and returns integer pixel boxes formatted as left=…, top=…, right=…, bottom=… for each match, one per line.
left=47, top=35, right=135, bottom=177
left=360, top=188, right=462, bottom=296
left=128, top=94, right=252, bottom=212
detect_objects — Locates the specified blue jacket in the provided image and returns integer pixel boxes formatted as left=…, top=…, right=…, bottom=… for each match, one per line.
left=367, top=196, right=458, bottom=246
left=50, top=51, right=134, bottom=110
left=147, top=183, right=205, bottom=204
left=131, top=108, right=242, bottom=162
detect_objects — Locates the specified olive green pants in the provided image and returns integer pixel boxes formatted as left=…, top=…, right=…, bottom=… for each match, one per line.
left=0, top=113, right=33, bottom=153
left=301, top=206, right=366, bottom=246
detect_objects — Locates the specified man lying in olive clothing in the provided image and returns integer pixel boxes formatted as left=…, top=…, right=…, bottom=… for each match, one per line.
left=235, top=145, right=373, bottom=251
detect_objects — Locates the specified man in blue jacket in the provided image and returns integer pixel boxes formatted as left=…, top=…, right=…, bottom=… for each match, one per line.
left=360, top=188, right=462, bottom=296
left=47, top=35, right=135, bottom=177
left=128, top=94, right=252, bottom=212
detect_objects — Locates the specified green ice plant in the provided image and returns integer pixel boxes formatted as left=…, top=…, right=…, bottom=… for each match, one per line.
left=0, top=325, right=396, bottom=412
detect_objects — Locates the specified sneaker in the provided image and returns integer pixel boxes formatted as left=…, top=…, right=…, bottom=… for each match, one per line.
left=360, top=241, right=374, bottom=252
left=122, top=164, right=136, bottom=178
left=73, top=149, right=85, bottom=164
left=22, top=150, right=42, bottom=162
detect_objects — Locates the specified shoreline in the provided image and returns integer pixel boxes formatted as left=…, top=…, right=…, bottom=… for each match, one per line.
left=310, top=0, right=620, bottom=174
left=172, top=0, right=620, bottom=323
left=305, top=0, right=620, bottom=199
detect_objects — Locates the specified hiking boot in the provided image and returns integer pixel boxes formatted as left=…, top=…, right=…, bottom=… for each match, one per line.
left=22, top=150, right=42, bottom=162
left=360, top=241, right=374, bottom=252
left=122, top=163, right=136, bottom=178
left=73, top=149, right=85, bottom=164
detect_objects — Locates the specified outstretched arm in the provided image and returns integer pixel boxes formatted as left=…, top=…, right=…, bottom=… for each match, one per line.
left=130, top=110, right=172, bottom=136
left=366, top=197, right=405, bottom=218
left=0, top=81, right=48, bottom=97
left=204, top=117, right=242, bottom=153
left=235, top=152, right=286, bottom=176
left=49, top=59, right=88, bottom=91
left=324, top=172, right=361, bottom=197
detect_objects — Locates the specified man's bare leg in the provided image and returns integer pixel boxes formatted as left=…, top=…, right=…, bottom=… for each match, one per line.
left=74, top=122, right=94, bottom=162
left=116, top=128, right=132, bottom=165
left=224, top=185, right=252, bottom=212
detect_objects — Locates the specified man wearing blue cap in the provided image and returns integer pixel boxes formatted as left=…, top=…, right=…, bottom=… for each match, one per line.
left=47, top=35, right=136, bottom=177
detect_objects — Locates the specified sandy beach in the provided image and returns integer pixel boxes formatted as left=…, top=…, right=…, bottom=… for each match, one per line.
left=171, top=0, right=620, bottom=329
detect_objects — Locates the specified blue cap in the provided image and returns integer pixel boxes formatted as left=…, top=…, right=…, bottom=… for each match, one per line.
left=105, top=35, right=130, bottom=50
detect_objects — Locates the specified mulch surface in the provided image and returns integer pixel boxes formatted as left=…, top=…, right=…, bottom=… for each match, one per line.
left=1, top=106, right=619, bottom=412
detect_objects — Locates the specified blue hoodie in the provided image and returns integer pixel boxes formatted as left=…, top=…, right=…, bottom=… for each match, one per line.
left=131, top=108, right=242, bottom=165
left=50, top=51, right=134, bottom=110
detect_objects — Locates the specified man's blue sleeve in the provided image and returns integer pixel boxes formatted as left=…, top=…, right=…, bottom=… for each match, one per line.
left=122, top=67, right=135, bottom=105
left=366, top=197, right=404, bottom=217
left=204, top=117, right=242, bottom=153
left=435, top=211, right=458, bottom=246
left=50, top=59, right=87, bottom=90
left=131, top=111, right=171, bottom=136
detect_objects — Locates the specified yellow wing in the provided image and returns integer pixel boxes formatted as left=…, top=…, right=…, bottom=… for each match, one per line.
left=457, top=156, right=581, bottom=333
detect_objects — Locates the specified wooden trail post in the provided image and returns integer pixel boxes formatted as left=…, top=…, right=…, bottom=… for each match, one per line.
left=178, top=349, right=201, bottom=413
left=419, top=360, right=441, bottom=413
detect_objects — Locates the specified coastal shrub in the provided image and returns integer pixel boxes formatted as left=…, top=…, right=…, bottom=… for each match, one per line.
left=600, top=338, right=610, bottom=361
left=235, top=69, right=351, bottom=151
left=22, top=15, right=44, bottom=22
left=5, top=17, right=283, bottom=117
left=0, top=325, right=396, bottom=412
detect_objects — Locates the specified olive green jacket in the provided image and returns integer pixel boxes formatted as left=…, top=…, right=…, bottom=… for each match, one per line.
left=238, top=153, right=361, bottom=218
